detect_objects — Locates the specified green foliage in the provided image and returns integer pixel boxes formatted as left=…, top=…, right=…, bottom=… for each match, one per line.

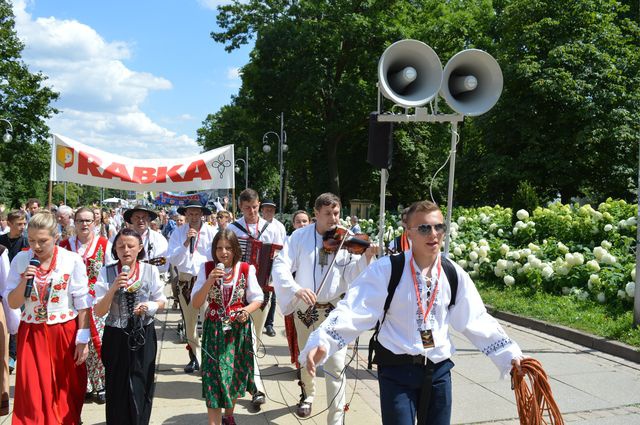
left=0, top=0, right=59, bottom=208
left=511, top=181, right=540, bottom=223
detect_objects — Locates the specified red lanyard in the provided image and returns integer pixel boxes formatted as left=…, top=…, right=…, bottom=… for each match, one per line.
left=409, top=255, right=441, bottom=324
left=74, top=234, right=94, bottom=265
left=222, top=265, right=238, bottom=313
left=246, top=220, right=260, bottom=239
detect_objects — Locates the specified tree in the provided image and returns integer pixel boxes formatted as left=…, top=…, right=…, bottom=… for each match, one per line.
left=0, top=1, right=59, bottom=208
left=456, top=0, right=640, bottom=205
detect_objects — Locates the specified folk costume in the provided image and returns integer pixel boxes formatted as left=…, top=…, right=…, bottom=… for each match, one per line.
left=60, top=235, right=112, bottom=397
left=0, top=247, right=20, bottom=415
left=94, top=262, right=167, bottom=425
left=271, top=223, right=373, bottom=425
left=300, top=252, right=523, bottom=425
left=193, top=261, right=263, bottom=409
left=123, top=206, right=169, bottom=274
left=228, top=215, right=284, bottom=401
left=6, top=247, right=91, bottom=425
left=166, top=203, right=217, bottom=372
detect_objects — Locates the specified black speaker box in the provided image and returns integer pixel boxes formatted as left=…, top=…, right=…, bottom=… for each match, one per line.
left=367, top=113, right=394, bottom=169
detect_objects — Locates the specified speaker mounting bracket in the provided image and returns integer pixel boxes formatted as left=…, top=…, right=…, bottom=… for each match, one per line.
left=376, top=110, right=463, bottom=123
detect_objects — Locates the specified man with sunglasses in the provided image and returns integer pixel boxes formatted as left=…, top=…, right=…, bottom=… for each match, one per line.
left=300, top=200, right=524, bottom=425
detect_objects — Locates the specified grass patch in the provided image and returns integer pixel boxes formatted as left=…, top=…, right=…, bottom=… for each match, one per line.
left=476, top=281, right=640, bottom=349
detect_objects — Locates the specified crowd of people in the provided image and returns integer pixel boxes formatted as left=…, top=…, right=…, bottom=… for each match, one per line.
left=0, top=190, right=525, bottom=425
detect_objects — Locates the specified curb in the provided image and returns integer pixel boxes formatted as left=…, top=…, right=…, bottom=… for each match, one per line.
left=485, top=305, right=640, bottom=364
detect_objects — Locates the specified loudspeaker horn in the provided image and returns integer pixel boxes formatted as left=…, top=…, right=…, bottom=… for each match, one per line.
left=378, top=39, right=443, bottom=108
left=440, top=49, right=503, bottom=116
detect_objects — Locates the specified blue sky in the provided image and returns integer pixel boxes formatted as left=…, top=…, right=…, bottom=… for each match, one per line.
left=12, top=0, right=251, bottom=158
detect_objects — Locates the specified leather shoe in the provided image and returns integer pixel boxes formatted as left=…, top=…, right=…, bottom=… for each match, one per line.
left=251, top=391, right=266, bottom=407
left=265, top=325, right=276, bottom=337
left=184, top=358, right=199, bottom=373
left=296, top=401, right=312, bottom=418
left=95, top=389, right=106, bottom=404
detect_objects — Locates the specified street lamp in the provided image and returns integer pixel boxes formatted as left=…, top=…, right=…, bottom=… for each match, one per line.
left=262, top=112, right=287, bottom=215
left=235, top=146, right=249, bottom=189
left=0, top=119, right=13, bottom=143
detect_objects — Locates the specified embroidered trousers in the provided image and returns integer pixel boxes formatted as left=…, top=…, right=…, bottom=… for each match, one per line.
left=294, top=300, right=346, bottom=425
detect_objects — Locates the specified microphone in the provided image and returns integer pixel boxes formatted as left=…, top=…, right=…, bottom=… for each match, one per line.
left=216, top=263, right=224, bottom=285
left=24, top=258, right=40, bottom=298
left=119, top=265, right=130, bottom=294
left=189, top=233, right=195, bottom=254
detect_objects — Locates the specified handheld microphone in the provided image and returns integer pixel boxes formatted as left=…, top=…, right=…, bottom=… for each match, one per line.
left=216, top=262, right=225, bottom=285
left=119, top=265, right=130, bottom=294
left=189, top=233, right=195, bottom=254
left=24, top=258, right=40, bottom=298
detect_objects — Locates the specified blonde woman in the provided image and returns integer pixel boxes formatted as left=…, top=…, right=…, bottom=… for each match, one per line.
left=7, top=211, right=91, bottom=424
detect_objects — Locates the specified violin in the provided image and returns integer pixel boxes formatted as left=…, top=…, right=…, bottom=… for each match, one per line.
left=322, top=226, right=371, bottom=255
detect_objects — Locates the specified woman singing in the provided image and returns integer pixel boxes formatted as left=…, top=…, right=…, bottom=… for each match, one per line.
left=60, top=207, right=112, bottom=403
left=94, top=228, right=166, bottom=425
left=6, top=211, right=91, bottom=425
left=191, top=229, right=263, bottom=425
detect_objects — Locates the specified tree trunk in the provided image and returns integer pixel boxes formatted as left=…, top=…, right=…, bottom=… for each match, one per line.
left=326, top=136, right=340, bottom=197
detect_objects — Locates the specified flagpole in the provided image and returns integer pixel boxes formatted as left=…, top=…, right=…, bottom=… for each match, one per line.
left=48, top=135, right=54, bottom=209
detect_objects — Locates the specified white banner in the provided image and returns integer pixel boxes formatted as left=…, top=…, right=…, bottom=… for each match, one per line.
left=50, top=134, right=235, bottom=191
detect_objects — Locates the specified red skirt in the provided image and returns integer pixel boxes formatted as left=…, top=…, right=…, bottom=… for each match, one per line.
left=13, top=320, right=87, bottom=425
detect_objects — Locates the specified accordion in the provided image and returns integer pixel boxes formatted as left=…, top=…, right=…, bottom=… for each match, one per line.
left=241, top=238, right=283, bottom=289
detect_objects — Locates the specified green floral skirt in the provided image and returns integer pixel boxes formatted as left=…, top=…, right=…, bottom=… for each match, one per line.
left=202, top=318, right=256, bottom=409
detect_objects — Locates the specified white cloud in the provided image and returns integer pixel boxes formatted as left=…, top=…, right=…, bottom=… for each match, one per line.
left=226, top=67, right=241, bottom=80
left=197, top=0, right=234, bottom=11
left=11, top=0, right=200, bottom=158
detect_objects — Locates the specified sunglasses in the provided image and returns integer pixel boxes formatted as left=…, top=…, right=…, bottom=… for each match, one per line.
left=410, top=223, right=447, bottom=235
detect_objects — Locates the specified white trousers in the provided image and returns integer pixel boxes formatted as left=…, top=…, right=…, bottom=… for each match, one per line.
left=249, top=291, right=270, bottom=394
left=294, top=301, right=346, bottom=425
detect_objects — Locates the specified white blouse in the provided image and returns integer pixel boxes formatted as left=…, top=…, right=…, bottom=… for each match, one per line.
left=0, top=250, right=21, bottom=334
left=300, top=252, right=523, bottom=378
left=192, top=262, right=264, bottom=306
left=6, top=248, right=91, bottom=325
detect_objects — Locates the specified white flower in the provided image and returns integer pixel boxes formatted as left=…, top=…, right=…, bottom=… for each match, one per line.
left=489, top=223, right=497, bottom=231
left=593, top=246, right=606, bottom=261
left=494, top=267, right=505, bottom=277
left=556, top=265, right=570, bottom=276
left=626, top=217, right=637, bottom=227
left=478, top=246, right=489, bottom=258
left=457, top=259, right=468, bottom=269
left=561, top=287, right=571, bottom=295
left=469, top=251, right=479, bottom=261
left=479, top=239, right=489, bottom=247
left=500, top=244, right=510, bottom=256
left=510, top=251, right=521, bottom=261
left=588, top=274, right=600, bottom=290
left=617, top=290, right=627, bottom=299
left=542, top=266, right=554, bottom=279
left=577, top=290, right=589, bottom=301
left=457, top=216, right=466, bottom=225
left=604, top=224, right=613, bottom=232
left=504, top=275, right=515, bottom=286
left=557, top=242, right=569, bottom=254
left=601, top=240, right=612, bottom=250
left=626, top=281, right=635, bottom=298
left=597, top=292, right=606, bottom=303
left=515, top=221, right=526, bottom=229
left=516, top=209, right=529, bottom=220
left=586, top=260, right=600, bottom=272
left=564, top=253, right=575, bottom=265
left=453, top=247, right=462, bottom=256
left=469, top=270, right=478, bottom=278
left=496, top=259, right=508, bottom=270
left=601, top=253, right=617, bottom=265
left=631, top=267, right=636, bottom=281
left=498, top=229, right=504, bottom=236
left=528, top=243, right=539, bottom=252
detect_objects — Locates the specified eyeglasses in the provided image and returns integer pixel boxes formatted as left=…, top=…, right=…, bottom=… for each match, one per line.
left=410, top=223, right=446, bottom=236
left=76, top=219, right=93, bottom=224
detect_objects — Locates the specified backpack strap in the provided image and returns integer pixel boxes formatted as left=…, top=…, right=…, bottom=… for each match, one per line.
left=368, top=252, right=405, bottom=369
left=441, top=256, right=458, bottom=308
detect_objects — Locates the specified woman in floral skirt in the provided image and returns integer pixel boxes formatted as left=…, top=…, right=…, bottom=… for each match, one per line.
left=60, top=207, right=112, bottom=403
left=192, top=229, right=263, bottom=425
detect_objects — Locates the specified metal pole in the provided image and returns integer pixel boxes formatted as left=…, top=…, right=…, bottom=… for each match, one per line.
left=64, top=182, right=67, bottom=205
left=634, top=138, right=640, bottom=326
left=279, top=112, right=284, bottom=215
left=245, top=146, right=249, bottom=189
left=443, top=121, right=459, bottom=257
left=378, top=169, right=387, bottom=256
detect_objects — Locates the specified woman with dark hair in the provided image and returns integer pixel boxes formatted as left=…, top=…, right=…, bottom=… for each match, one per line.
left=94, top=228, right=166, bottom=425
left=60, top=206, right=112, bottom=403
left=191, top=229, right=264, bottom=425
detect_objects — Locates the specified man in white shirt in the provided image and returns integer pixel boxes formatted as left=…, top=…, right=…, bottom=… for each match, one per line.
left=123, top=205, right=168, bottom=273
left=259, top=199, right=287, bottom=338
left=228, top=189, right=284, bottom=408
left=301, top=200, right=524, bottom=425
left=271, top=193, right=377, bottom=423
left=166, top=201, right=217, bottom=374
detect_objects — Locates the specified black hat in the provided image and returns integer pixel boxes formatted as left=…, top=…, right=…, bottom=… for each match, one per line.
left=177, top=200, right=212, bottom=216
left=123, top=205, right=159, bottom=224
left=261, top=199, right=277, bottom=208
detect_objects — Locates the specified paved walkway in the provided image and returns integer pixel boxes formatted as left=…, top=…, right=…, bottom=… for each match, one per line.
left=3, top=298, right=640, bottom=424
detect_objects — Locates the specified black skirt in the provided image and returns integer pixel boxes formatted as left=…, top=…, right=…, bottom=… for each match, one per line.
left=102, top=322, right=157, bottom=425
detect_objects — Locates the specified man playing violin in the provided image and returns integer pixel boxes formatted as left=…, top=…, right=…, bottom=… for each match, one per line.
left=271, top=192, right=377, bottom=424
left=123, top=205, right=168, bottom=274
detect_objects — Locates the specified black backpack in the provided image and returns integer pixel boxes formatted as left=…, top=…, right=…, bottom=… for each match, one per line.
left=367, top=252, right=459, bottom=369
